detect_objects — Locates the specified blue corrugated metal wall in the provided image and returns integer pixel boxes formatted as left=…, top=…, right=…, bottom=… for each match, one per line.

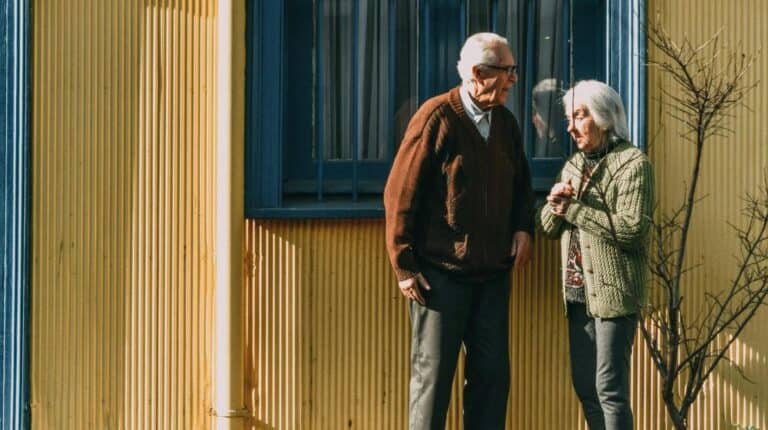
left=0, top=0, right=30, bottom=428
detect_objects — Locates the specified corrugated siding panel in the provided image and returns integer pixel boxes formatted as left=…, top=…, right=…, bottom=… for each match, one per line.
left=644, top=1, right=768, bottom=429
left=0, top=0, right=31, bottom=428
left=245, top=221, right=585, bottom=429
left=31, top=1, right=217, bottom=429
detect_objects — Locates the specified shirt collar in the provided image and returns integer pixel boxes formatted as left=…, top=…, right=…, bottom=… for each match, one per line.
left=459, top=84, right=491, bottom=124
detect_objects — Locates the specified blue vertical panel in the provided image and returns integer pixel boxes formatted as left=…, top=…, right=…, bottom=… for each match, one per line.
left=0, top=0, right=31, bottom=428
left=246, top=0, right=283, bottom=212
left=606, top=0, right=646, bottom=149
left=419, top=0, right=465, bottom=102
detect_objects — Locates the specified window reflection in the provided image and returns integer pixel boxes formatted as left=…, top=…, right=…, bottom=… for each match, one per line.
left=532, top=78, right=565, bottom=157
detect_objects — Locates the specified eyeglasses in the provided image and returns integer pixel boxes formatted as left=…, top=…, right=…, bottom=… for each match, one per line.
left=481, top=63, right=519, bottom=76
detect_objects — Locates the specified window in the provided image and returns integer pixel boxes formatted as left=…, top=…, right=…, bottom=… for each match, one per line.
left=247, top=0, right=644, bottom=218
left=282, top=0, right=417, bottom=204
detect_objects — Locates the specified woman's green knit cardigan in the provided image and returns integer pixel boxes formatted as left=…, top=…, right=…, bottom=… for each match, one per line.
left=537, top=141, right=654, bottom=318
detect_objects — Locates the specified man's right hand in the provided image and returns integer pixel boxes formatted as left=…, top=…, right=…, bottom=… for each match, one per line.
left=398, top=273, right=432, bottom=305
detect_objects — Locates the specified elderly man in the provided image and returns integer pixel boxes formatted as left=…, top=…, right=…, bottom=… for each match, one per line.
left=384, top=32, right=534, bottom=430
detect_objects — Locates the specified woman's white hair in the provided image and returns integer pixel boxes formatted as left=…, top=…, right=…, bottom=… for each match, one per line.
left=456, top=32, right=510, bottom=83
left=562, top=80, right=630, bottom=142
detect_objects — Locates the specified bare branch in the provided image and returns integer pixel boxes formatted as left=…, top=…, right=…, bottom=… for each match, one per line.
left=638, top=15, right=762, bottom=430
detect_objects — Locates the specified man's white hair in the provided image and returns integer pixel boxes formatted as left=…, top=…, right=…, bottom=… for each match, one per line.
left=456, top=32, right=510, bottom=83
left=562, top=80, right=630, bottom=142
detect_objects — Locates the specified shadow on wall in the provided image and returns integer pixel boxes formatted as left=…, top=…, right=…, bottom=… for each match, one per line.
left=709, top=316, right=768, bottom=428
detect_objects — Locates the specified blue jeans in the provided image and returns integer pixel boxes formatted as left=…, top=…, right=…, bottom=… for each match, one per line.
left=567, top=302, right=637, bottom=430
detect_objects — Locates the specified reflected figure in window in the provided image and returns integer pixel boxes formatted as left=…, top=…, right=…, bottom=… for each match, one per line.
left=537, top=80, right=654, bottom=430
left=384, top=32, right=534, bottom=430
left=532, top=78, right=565, bottom=157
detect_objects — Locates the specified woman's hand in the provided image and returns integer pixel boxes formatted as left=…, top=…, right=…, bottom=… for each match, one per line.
left=547, top=180, right=574, bottom=217
left=549, top=180, right=574, bottom=198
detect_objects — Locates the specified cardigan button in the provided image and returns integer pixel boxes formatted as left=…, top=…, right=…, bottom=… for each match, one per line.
left=586, top=269, right=593, bottom=274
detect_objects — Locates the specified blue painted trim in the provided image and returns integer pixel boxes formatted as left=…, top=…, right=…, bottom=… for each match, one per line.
left=245, top=0, right=260, bottom=212
left=0, top=0, right=31, bottom=428
left=249, top=207, right=385, bottom=220
left=245, top=0, right=283, bottom=212
left=606, top=0, right=646, bottom=150
left=281, top=0, right=314, bottom=198
left=632, top=0, right=646, bottom=151
left=271, top=1, right=284, bottom=209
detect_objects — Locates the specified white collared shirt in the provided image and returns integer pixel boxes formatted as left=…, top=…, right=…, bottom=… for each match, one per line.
left=459, top=84, right=492, bottom=141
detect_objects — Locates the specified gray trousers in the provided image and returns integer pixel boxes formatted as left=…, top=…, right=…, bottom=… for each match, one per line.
left=567, top=302, right=637, bottom=430
left=408, top=266, right=511, bottom=430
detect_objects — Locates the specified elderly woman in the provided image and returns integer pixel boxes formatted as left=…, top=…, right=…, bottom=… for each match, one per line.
left=537, top=80, right=653, bottom=430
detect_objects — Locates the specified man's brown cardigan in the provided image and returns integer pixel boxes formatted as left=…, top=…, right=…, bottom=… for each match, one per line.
left=384, top=87, right=534, bottom=282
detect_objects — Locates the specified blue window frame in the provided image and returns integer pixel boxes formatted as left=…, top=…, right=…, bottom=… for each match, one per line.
left=246, top=0, right=645, bottom=218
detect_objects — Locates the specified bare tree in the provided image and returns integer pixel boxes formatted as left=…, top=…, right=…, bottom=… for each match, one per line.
left=640, top=16, right=764, bottom=430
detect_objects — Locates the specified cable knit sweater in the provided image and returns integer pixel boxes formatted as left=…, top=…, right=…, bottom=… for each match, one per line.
left=537, top=141, right=654, bottom=318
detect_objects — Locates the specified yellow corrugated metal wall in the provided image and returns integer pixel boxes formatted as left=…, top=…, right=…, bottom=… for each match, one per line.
left=245, top=221, right=584, bottom=429
left=643, top=1, right=768, bottom=429
left=246, top=2, right=768, bottom=430
left=32, top=1, right=217, bottom=428
left=29, top=0, right=767, bottom=429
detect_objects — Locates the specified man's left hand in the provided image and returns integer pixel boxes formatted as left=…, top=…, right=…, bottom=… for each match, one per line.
left=511, top=231, right=533, bottom=269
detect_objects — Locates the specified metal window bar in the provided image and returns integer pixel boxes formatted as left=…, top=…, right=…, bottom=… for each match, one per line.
left=351, top=0, right=359, bottom=201
left=315, top=0, right=325, bottom=201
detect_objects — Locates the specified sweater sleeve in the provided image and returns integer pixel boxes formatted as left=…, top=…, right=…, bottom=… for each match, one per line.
left=536, top=171, right=567, bottom=239
left=537, top=200, right=567, bottom=239
left=564, top=158, right=654, bottom=251
left=383, top=111, right=439, bottom=281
